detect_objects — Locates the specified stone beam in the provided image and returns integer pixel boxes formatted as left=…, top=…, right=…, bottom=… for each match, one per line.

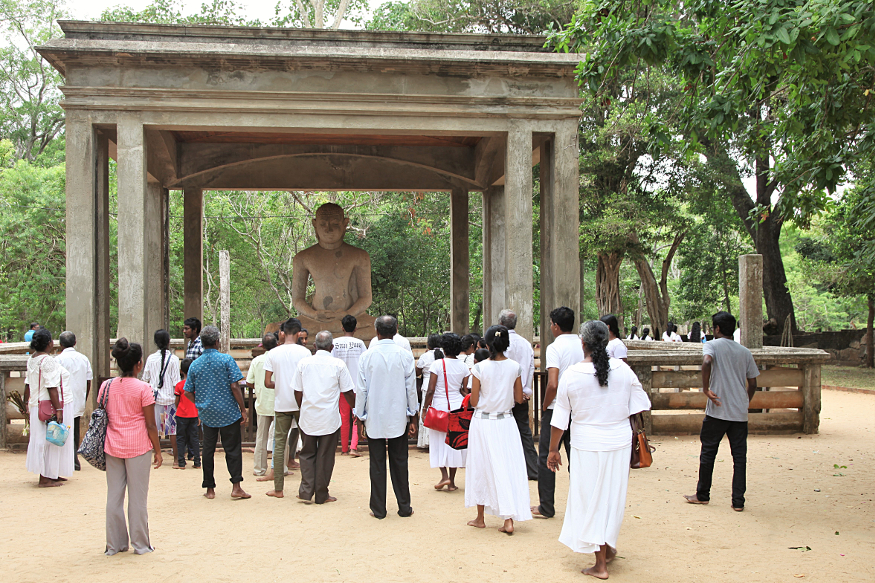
left=145, top=129, right=178, bottom=186
left=473, top=136, right=505, bottom=188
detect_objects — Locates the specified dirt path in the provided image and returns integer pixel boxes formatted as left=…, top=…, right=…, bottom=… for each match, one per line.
left=1, top=389, right=873, bottom=583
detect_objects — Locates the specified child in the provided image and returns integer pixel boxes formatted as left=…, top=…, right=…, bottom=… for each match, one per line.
left=174, top=358, right=200, bottom=469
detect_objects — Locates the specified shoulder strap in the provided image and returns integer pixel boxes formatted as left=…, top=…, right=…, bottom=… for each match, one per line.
left=100, top=378, right=114, bottom=409
left=441, top=359, right=450, bottom=404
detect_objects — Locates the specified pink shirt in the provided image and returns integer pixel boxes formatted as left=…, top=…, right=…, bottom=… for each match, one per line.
left=99, top=377, right=155, bottom=459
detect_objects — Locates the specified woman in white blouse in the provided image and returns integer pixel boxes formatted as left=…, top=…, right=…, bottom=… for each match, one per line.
left=547, top=320, right=650, bottom=579
left=662, top=322, right=682, bottom=342
left=422, top=333, right=469, bottom=491
left=415, top=334, right=444, bottom=449
left=600, top=314, right=628, bottom=362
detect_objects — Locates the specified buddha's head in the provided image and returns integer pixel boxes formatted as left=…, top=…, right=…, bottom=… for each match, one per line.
left=313, top=203, right=349, bottom=247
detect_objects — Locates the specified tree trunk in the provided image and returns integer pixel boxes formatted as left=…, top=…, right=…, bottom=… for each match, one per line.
left=596, top=251, right=624, bottom=323
left=867, top=295, right=874, bottom=369
left=632, top=231, right=685, bottom=335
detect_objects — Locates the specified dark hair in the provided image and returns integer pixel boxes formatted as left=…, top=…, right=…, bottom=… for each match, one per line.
left=461, top=334, right=477, bottom=352
left=690, top=322, right=702, bottom=342
left=630, top=325, right=638, bottom=337
left=712, top=311, right=736, bottom=337
left=341, top=314, right=357, bottom=333
left=477, top=337, right=488, bottom=350
left=112, top=337, right=143, bottom=377
left=599, top=314, right=621, bottom=339
left=375, top=315, right=398, bottom=338
left=485, top=325, right=510, bottom=360
left=426, top=333, right=444, bottom=360
left=580, top=320, right=610, bottom=387
left=441, top=333, right=463, bottom=358
left=666, top=321, right=676, bottom=334
left=58, top=331, right=76, bottom=348
left=642, top=327, right=650, bottom=340
left=30, top=328, right=52, bottom=352
left=184, top=317, right=201, bottom=335
left=473, top=348, right=490, bottom=363
left=550, top=306, right=575, bottom=333
left=262, top=333, right=277, bottom=351
left=298, top=328, right=308, bottom=345
left=282, top=318, right=302, bottom=336
left=29, top=322, right=39, bottom=330
left=180, top=358, right=193, bottom=376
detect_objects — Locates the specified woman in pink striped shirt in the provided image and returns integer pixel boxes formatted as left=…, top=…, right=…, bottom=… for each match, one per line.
left=99, top=338, right=163, bottom=555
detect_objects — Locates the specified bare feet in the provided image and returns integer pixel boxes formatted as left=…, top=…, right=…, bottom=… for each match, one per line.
left=173, top=464, right=183, bottom=470
left=349, top=450, right=361, bottom=458
left=732, top=506, right=744, bottom=512
left=340, top=451, right=349, bottom=456
left=446, top=484, right=458, bottom=492
left=467, top=518, right=486, bottom=529
left=296, top=495, right=314, bottom=504
left=531, top=506, right=550, bottom=518
left=324, top=496, right=337, bottom=503
left=683, top=494, right=708, bottom=505
left=231, top=485, right=251, bottom=499
left=38, top=480, right=63, bottom=488
left=55, top=477, right=68, bottom=481
left=499, top=519, right=514, bottom=535
left=266, top=490, right=284, bottom=498
left=606, top=546, right=617, bottom=564
left=204, top=488, right=216, bottom=499
left=435, top=478, right=451, bottom=490
left=582, top=566, right=609, bottom=580
left=256, top=474, right=273, bottom=482
left=288, top=462, right=301, bottom=470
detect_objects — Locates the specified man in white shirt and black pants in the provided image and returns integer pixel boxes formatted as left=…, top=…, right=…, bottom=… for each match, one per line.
left=356, top=315, right=418, bottom=519
left=294, top=331, right=356, bottom=504
left=498, top=309, right=538, bottom=480
left=55, top=331, right=93, bottom=471
left=533, top=307, right=584, bottom=518
left=685, top=311, right=759, bottom=511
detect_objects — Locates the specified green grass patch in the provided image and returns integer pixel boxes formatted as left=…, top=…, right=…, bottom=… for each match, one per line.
left=821, top=365, right=875, bottom=391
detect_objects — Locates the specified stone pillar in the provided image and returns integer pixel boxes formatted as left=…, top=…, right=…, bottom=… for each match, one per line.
left=144, top=181, right=167, bottom=352
left=539, top=137, right=555, bottom=352
left=65, top=114, right=111, bottom=396
left=504, top=123, right=534, bottom=341
left=220, top=250, right=231, bottom=353
left=184, top=188, right=204, bottom=327
left=482, top=185, right=505, bottom=328
left=450, top=187, right=470, bottom=334
left=738, top=254, right=763, bottom=348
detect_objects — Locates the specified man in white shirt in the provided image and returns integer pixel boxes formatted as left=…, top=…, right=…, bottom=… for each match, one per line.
left=498, top=308, right=538, bottom=480
left=263, top=318, right=312, bottom=498
left=248, top=333, right=277, bottom=478
left=331, top=315, right=367, bottom=456
left=368, top=315, right=412, bottom=352
left=294, top=331, right=356, bottom=504
left=356, top=315, right=418, bottom=519
left=55, top=331, right=93, bottom=471
left=533, top=306, right=584, bottom=518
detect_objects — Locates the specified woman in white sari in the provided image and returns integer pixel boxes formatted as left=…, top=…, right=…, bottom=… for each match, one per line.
left=24, top=328, right=75, bottom=487
left=547, top=320, right=651, bottom=579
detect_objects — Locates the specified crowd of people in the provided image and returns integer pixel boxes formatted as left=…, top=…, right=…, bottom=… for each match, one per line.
left=20, top=307, right=759, bottom=578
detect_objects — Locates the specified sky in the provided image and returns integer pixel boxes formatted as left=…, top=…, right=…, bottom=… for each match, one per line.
left=72, top=0, right=386, bottom=28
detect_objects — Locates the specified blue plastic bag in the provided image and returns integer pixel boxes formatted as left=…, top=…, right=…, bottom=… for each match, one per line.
left=46, top=420, right=69, bottom=447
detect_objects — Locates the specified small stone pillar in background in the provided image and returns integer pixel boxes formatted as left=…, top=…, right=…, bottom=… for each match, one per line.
left=220, top=250, right=231, bottom=354
left=738, top=254, right=763, bottom=349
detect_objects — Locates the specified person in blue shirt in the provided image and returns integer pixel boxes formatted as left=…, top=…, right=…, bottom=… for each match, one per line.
left=184, top=325, right=251, bottom=501
left=24, top=322, right=39, bottom=343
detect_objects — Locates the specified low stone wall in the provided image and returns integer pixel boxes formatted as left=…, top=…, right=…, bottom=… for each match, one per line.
left=765, top=330, right=868, bottom=365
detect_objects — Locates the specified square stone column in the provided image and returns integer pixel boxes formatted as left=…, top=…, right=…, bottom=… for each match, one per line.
left=450, top=187, right=470, bottom=334
left=540, top=123, right=581, bottom=353
left=739, top=254, right=763, bottom=348
left=65, top=114, right=111, bottom=396
left=145, top=181, right=168, bottom=346
left=184, top=188, right=204, bottom=328
left=504, top=123, right=534, bottom=341
left=116, top=117, right=150, bottom=350
left=482, top=185, right=505, bottom=329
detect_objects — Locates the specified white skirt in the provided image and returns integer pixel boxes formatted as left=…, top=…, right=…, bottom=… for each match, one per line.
left=428, top=428, right=467, bottom=468
left=464, top=414, right=532, bottom=521
left=25, top=400, right=75, bottom=480
left=559, top=445, right=632, bottom=553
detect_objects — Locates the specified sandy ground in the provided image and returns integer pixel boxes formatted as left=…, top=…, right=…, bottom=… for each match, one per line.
left=1, top=388, right=873, bottom=583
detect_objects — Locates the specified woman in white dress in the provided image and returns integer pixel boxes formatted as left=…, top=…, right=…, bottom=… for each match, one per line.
left=142, top=329, right=181, bottom=466
left=626, top=325, right=640, bottom=341
left=547, top=320, right=651, bottom=579
left=600, top=314, right=628, bottom=362
left=422, top=333, right=469, bottom=491
left=466, top=325, right=532, bottom=534
left=415, top=334, right=443, bottom=449
left=24, top=328, right=75, bottom=487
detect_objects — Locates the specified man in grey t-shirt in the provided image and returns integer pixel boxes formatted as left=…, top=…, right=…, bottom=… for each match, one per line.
left=685, top=311, right=759, bottom=511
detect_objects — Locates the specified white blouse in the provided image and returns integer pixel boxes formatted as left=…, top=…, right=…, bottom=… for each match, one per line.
left=428, top=357, right=469, bottom=412
left=471, top=359, right=521, bottom=414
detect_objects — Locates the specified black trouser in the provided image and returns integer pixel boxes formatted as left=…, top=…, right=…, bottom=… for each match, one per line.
left=176, top=416, right=201, bottom=468
left=201, top=420, right=243, bottom=489
left=73, top=416, right=82, bottom=470
left=511, top=400, right=539, bottom=480
left=367, top=435, right=412, bottom=518
left=536, top=408, right=571, bottom=517
left=299, top=428, right=340, bottom=504
left=696, top=415, right=748, bottom=508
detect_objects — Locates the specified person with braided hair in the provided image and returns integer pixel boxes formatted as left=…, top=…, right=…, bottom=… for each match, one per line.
left=143, top=330, right=181, bottom=467
left=546, top=320, right=651, bottom=580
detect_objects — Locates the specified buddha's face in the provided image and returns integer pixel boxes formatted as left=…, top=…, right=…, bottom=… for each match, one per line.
left=313, top=209, right=348, bottom=246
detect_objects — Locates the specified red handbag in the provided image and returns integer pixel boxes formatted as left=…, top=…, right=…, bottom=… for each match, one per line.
left=423, top=361, right=450, bottom=433
left=36, top=356, right=64, bottom=422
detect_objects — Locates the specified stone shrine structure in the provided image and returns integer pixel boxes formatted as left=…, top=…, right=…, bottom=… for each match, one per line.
left=38, top=21, right=583, bottom=383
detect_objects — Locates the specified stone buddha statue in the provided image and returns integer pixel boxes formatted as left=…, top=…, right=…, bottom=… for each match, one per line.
left=291, top=203, right=376, bottom=339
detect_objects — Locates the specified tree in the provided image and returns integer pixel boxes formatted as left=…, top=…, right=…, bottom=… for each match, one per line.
left=551, top=0, right=875, bottom=334
left=0, top=0, right=66, bottom=162
left=368, top=0, right=575, bottom=33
